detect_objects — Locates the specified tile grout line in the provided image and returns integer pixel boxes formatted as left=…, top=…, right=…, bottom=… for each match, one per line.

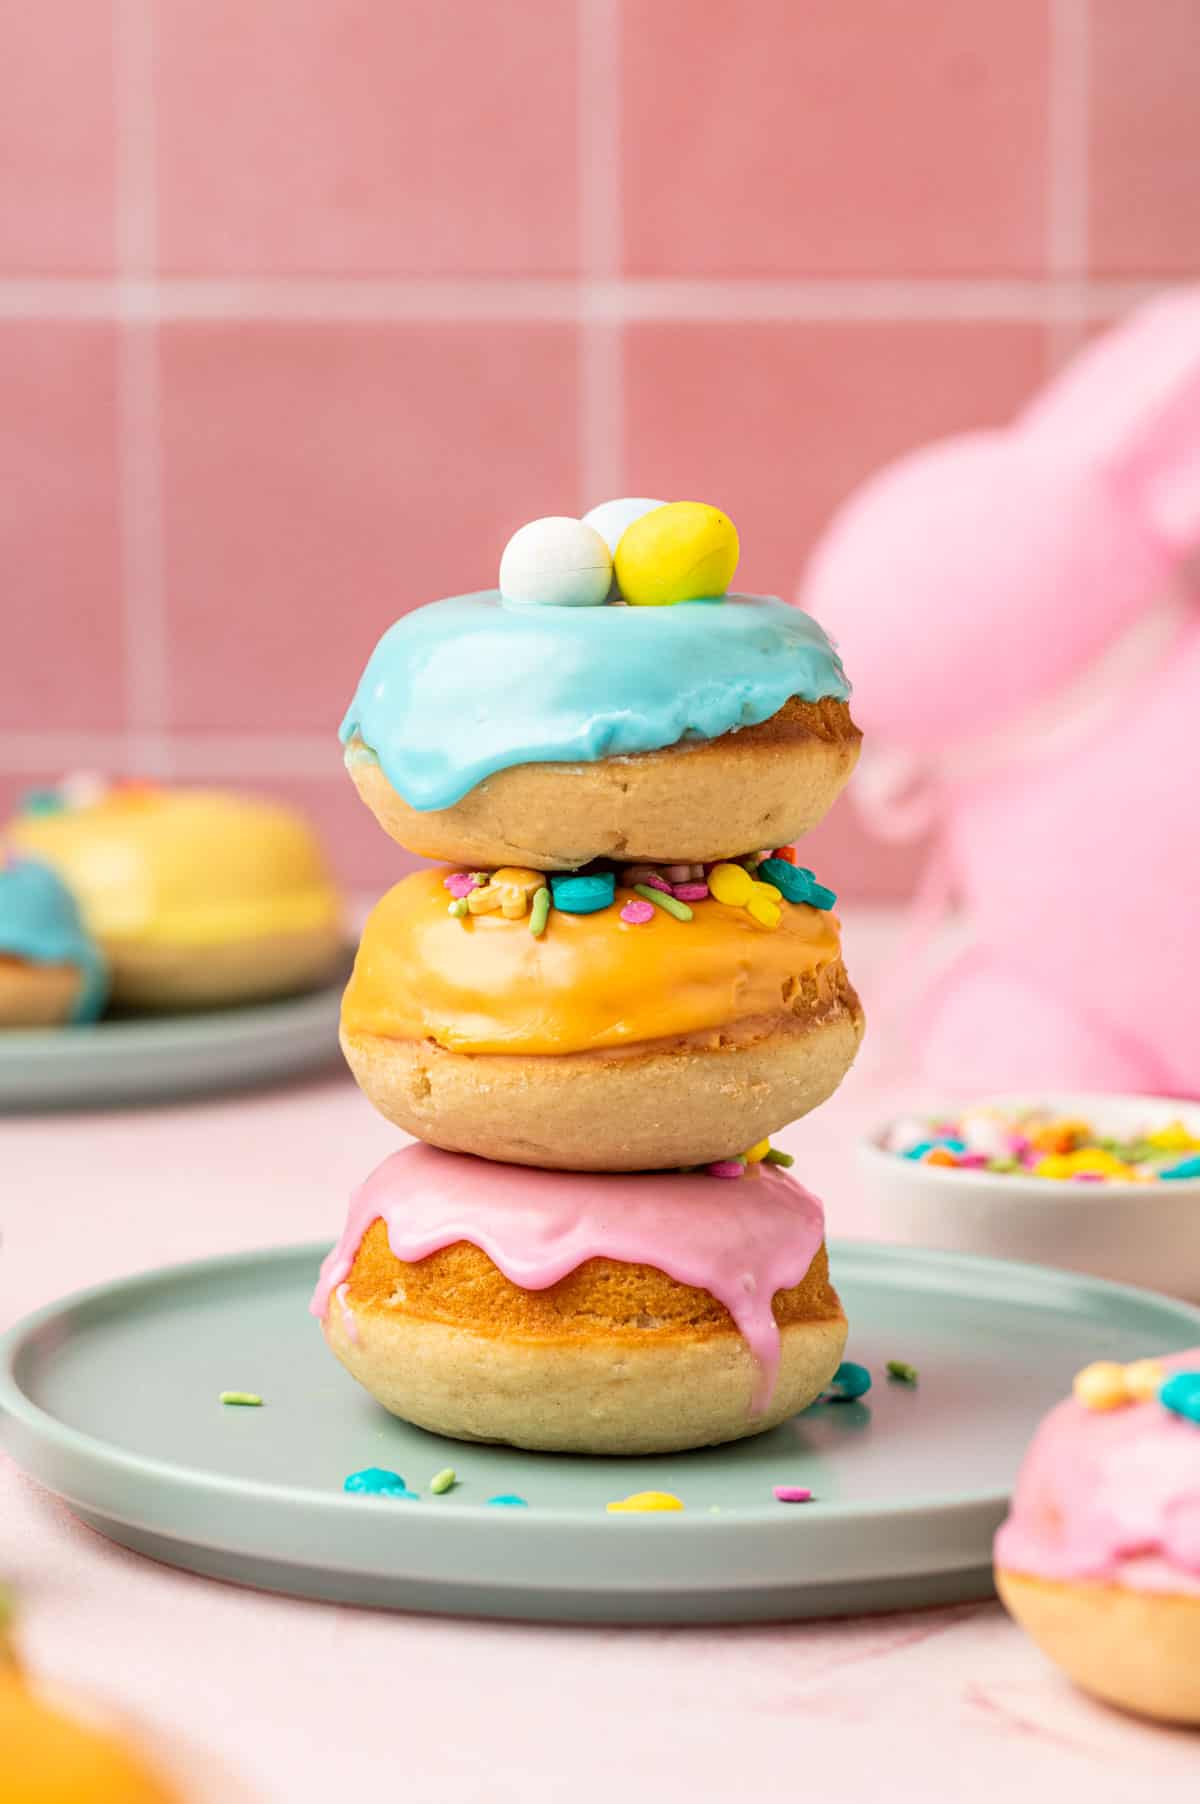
left=114, top=0, right=172, bottom=776
left=1045, top=0, right=1092, bottom=369
left=577, top=0, right=623, bottom=504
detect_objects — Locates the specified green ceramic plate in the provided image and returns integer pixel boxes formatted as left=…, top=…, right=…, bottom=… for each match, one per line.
left=3, top=1240, right=1197, bottom=1623
left=0, top=969, right=349, bottom=1111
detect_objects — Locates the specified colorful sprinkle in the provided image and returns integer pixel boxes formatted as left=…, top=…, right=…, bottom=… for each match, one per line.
left=429, top=1467, right=458, bottom=1495
left=447, top=897, right=469, bottom=918
left=487, top=1493, right=529, bottom=1508
left=607, top=1491, right=684, bottom=1513
left=1159, top=1371, right=1200, bottom=1424
left=708, top=862, right=754, bottom=907
left=1161, top=1155, right=1200, bottom=1181
left=344, top=1467, right=418, bottom=1498
left=443, top=871, right=479, bottom=899
left=672, top=881, right=709, bottom=901
left=707, top=1159, right=747, bottom=1179
left=528, top=885, right=551, bottom=936
left=773, top=1485, right=813, bottom=1503
left=764, top=1147, right=795, bottom=1168
left=633, top=883, right=693, bottom=922
left=886, top=1360, right=919, bottom=1385
left=550, top=870, right=615, bottom=914
left=828, top=1361, right=872, bottom=1402
left=1124, top=1358, right=1166, bottom=1401
left=219, top=1391, right=262, bottom=1407
left=1073, top=1362, right=1130, bottom=1412
left=743, top=1139, right=771, bottom=1164
left=885, top=1107, right=1200, bottom=1183
left=620, top=899, right=655, bottom=925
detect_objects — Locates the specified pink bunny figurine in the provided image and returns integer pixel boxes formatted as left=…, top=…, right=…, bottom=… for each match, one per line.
left=801, top=290, right=1200, bottom=1094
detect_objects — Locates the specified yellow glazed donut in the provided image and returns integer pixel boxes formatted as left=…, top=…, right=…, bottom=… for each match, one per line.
left=8, top=782, right=344, bottom=1011
left=340, top=864, right=863, bottom=1170
left=312, top=1143, right=847, bottom=1455
left=995, top=1351, right=1200, bottom=1725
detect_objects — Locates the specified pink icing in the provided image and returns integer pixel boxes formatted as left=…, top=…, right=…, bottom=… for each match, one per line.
left=994, top=1349, right=1200, bottom=1595
left=311, top=1143, right=828, bottom=1415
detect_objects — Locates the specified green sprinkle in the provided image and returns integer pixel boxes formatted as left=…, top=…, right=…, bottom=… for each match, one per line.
left=469, top=872, right=489, bottom=886
left=430, top=1467, right=457, bottom=1495
left=886, top=1361, right=918, bottom=1386
left=986, top=1157, right=1019, bottom=1173
left=633, top=883, right=693, bottom=922
left=764, top=1147, right=795, bottom=1168
left=448, top=897, right=469, bottom=918
left=529, top=886, right=551, bottom=936
left=220, top=1391, right=263, bottom=1407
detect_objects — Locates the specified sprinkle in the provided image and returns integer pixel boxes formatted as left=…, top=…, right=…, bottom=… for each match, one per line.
left=746, top=889, right=782, bottom=929
left=1073, top=1361, right=1129, bottom=1411
left=664, top=864, right=693, bottom=883
left=758, top=858, right=837, bottom=908
left=607, top=1491, right=684, bottom=1513
left=1159, top=1371, right=1200, bottom=1424
left=764, top=1147, right=794, bottom=1167
left=219, top=1391, right=262, bottom=1407
left=429, top=1467, right=457, bottom=1495
left=743, top=1139, right=771, bottom=1163
left=828, top=1361, right=872, bottom=1402
left=773, top=1486, right=813, bottom=1503
left=487, top=1493, right=529, bottom=1508
left=443, top=871, right=478, bottom=899
left=770, top=846, right=798, bottom=864
left=1147, top=1122, right=1200, bottom=1153
left=707, top=1159, right=747, bottom=1179
left=448, top=897, right=469, bottom=917
left=633, top=883, right=693, bottom=922
left=708, top=862, right=753, bottom=907
left=1161, top=1155, right=1200, bottom=1181
left=1124, top=1358, right=1166, bottom=1401
left=529, top=886, right=551, bottom=936
left=620, top=899, right=655, bottom=925
left=551, top=870, right=615, bottom=914
left=672, top=882, right=709, bottom=901
left=923, top=1147, right=959, bottom=1168
left=886, top=1360, right=919, bottom=1385
left=622, top=865, right=667, bottom=888
left=344, top=1467, right=418, bottom=1498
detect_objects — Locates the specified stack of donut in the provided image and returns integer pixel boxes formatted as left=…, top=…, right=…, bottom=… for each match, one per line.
left=314, top=498, right=865, bottom=1454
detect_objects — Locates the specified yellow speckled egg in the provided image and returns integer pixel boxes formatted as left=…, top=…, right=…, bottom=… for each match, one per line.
left=613, top=502, right=739, bottom=607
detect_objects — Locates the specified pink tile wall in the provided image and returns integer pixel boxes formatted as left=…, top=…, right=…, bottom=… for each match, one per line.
left=1, top=2, right=1198, bottom=899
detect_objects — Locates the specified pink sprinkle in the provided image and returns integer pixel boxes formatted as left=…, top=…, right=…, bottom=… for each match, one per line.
left=641, top=873, right=672, bottom=893
left=443, top=872, right=477, bottom=899
left=1071, top=1171, right=1105, bottom=1183
left=620, top=900, right=655, bottom=925
left=673, top=882, right=709, bottom=901
left=957, top=1152, right=990, bottom=1169
left=707, top=1160, right=746, bottom=1180
left=773, top=1486, right=813, bottom=1503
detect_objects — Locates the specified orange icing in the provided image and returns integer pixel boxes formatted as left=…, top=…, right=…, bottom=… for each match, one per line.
left=342, top=867, right=844, bottom=1055
left=0, top=1671, right=178, bottom=1802
left=8, top=789, right=342, bottom=949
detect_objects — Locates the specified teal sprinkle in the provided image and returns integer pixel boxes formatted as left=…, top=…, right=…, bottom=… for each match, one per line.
left=1159, top=1372, right=1200, bottom=1424
left=550, top=871, right=615, bottom=914
left=529, top=886, right=551, bottom=936
left=18, top=788, right=65, bottom=816
left=633, top=883, right=693, bottom=922
left=487, top=1493, right=529, bottom=1508
left=828, top=1361, right=872, bottom=1402
left=344, top=1466, right=418, bottom=1498
left=758, top=858, right=837, bottom=910
left=764, top=1147, right=794, bottom=1167
left=1161, top=1155, right=1200, bottom=1181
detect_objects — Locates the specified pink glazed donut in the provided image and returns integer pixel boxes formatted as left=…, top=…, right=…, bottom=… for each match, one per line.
left=995, top=1349, right=1200, bottom=1724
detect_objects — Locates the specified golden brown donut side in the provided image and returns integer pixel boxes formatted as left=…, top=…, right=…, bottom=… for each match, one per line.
left=346, top=695, right=861, bottom=868
left=103, top=922, right=345, bottom=1010
left=0, top=957, right=83, bottom=1027
left=341, top=972, right=864, bottom=1170
left=996, top=1568, right=1200, bottom=1726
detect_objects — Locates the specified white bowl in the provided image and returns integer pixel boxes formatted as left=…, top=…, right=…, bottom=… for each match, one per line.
left=859, top=1092, right=1200, bottom=1301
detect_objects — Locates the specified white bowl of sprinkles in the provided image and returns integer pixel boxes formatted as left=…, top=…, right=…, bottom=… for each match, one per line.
left=859, top=1092, right=1200, bottom=1302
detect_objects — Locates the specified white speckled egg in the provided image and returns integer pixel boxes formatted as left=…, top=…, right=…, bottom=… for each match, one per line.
left=498, top=517, right=613, bottom=607
left=581, top=497, right=667, bottom=555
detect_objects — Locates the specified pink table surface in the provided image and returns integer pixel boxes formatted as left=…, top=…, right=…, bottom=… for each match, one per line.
left=2, top=912, right=1196, bottom=1800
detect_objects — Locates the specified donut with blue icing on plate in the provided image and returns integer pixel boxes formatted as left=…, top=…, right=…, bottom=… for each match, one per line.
left=341, top=590, right=859, bottom=869
left=0, top=850, right=108, bottom=1027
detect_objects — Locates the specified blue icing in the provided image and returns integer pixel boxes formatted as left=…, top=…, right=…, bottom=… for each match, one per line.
left=340, top=591, right=851, bottom=812
left=0, top=855, right=107, bottom=1023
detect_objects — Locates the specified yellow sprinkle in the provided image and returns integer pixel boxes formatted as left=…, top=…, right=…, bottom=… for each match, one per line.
left=743, top=1139, right=771, bottom=1164
left=606, top=1491, right=684, bottom=1514
left=746, top=893, right=781, bottom=929
left=709, top=862, right=753, bottom=907
left=751, top=880, right=781, bottom=903
left=1035, top=1148, right=1137, bottom=1181
left=1123, top=1358, right=1166, bottom=1401
left=1073, top=1361, right=1130, bottom=1411
left=1030, top=1118, right=1091, bottom=1155
left=1147, top=1121, right=1200, bottom=1152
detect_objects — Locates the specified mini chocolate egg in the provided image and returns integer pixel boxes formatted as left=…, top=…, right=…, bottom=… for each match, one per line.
left=614, top=502, right=739, bottom=607
left=498, top=517, right=612, bottom=608
left=581, top=497, right=666, bottom=555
